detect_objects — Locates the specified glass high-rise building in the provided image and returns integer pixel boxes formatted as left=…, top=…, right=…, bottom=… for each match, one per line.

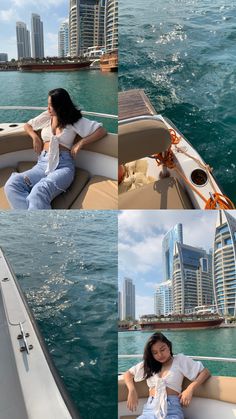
left=58, top=21, right=69, bottom=57
left=162, top=223, right=183, bottom=281
left=16, top=22, right=31, bottom=60
left=105, top=0, right=118, bottom=52
left=31, top=14, right=44, bottom=58
left=154, top=280, right=172, bottom=316
left=173, top=243, right=212, bottom=314
left=122, top=278, right=135, bottom=320
left=213, top=211, right=236, bottom=316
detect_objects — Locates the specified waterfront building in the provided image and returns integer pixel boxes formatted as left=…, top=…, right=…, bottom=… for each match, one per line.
left=0, top=53, right=8, bottom=62
left=118, top=291, right=122, bottom=321
left=31, top=14, right=44, bottom=58
left=213, top=211, right=236, bottom=317
left=58, top=21, right=69, bottom=57
left=197, top=253, right=214, bottom=307
left=69, top=0, right=103, bottom=56
left=154, top=280, right=172, bottom=316
left=162, top=223, right=183, bottom=281
left=16, top=22, right=31, bottom=60
left=122, top=278, right=135, bottom=320
left=173, top=243, right=212, bottom=314
left=105, top=0, right=118, bottom=52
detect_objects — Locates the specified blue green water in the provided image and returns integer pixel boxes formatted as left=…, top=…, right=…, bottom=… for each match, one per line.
left=0, top=211, right=117, bottom=419
left=119, top=0, right=236, bottom=203
left=0, top=70, right=117, bottom=133
left=119, top=329, right=236, bottom=377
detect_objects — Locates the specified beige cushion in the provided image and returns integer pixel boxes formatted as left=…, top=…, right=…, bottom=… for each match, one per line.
left=118, top=376, right=236, bottom=404
left=0, top=167, right=16, bottom=209
left=76, top=132, right=118, bottom=158
left=118, top=177, right=193, bottom=209
left=17, top=161, right=35, bottom=172
left=0, top=130, right=33, bottom=155
left=52, top=168, right=89, bottom=209
left=17, top=162, right=90, bottom=209
left=119, top=120, right=171, bottom=164
left=70, top=175, right=118, bottom=209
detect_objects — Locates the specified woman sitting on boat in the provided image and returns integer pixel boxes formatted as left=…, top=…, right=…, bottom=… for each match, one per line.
left=124, top=332, right=210, bottom=419
left=4, top=88, right=106, bottom=210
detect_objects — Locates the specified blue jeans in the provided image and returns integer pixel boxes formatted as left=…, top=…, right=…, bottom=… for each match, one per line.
left=137, top=396, right=184, bottom=419
left=4, top=151, right=75, bottom=209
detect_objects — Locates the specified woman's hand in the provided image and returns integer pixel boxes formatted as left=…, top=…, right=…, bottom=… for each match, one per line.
left=127, top=388, right=138, bottom=412
left=179, top=387, right=193, bottom=407
left=70, top=141, right=83, bottom=158
left=32, top=133, right=43, bottom=154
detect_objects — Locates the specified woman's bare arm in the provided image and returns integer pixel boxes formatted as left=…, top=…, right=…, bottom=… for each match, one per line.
left=24, top=123, right=43, bottom=154
left=70, top=127, right=107, bottom=158
left=179, top=368, right=211, bottom=407
left=123, top=370, right=139, bottom=412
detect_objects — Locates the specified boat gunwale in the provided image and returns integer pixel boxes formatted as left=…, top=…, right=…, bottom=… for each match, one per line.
left=0, top=247, right=81, bottom=419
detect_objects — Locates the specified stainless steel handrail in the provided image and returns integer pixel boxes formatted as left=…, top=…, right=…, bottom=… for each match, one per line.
left=0, top=106, right=117, bottom=120
left=118, top=354, right=236, bottom=363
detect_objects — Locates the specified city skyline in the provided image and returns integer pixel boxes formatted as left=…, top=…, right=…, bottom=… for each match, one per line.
left=118, top=211, right=236, bottom=317
left=0, top=0, right=69, bottom=59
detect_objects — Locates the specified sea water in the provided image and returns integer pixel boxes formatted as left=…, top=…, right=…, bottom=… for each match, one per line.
left=119, top=0, right=236, bottom=202
left=0, top=70, right=117, bottom=133
left=0, top=211, right=117, bottom=419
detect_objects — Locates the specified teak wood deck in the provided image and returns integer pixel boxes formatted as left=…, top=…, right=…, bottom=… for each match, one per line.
left=118, top=89, right=156, bottom=120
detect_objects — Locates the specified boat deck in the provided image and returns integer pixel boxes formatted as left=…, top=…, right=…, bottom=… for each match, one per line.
left=118, top=89, right=156, bottom=120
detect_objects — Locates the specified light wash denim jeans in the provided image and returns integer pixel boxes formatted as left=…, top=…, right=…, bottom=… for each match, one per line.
left=137, top=396, right=184, bottom=419
left=4, top=150, right=75, bottom=210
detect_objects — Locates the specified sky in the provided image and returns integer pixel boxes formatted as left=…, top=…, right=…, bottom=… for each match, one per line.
left=118, top=210, right=236, bottom=318
left=0, top=0, right=69, bottom=59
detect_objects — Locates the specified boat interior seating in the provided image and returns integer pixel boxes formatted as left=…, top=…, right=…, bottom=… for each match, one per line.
left=118, top=119, right=193, bottom=209
left=0, top=130, right=118, bottom=209
left=118, top=375, right=236, bottom=419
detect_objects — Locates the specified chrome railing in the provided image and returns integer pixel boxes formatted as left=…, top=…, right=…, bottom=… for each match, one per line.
left=118, top=354, right=236, bottom=363
left=0, top=106, right=117, bottom=120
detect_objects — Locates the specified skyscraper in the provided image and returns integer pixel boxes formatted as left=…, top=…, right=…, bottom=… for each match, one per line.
left=16, top=22, right=31, bottom=60
left=69, top=0, right=101, bottom=56
left=197, top=252, right=213, bottom=307
left=172, top=242, right=212, bottom=314
left=105, top=0, right=118, bottom=52
left=213, top=211, right=236, bottom=316
left=118, top=291, right=122, bottom=321
left=154, top=280, right=172, bottom=316
left=58, top=21, right=69, bottom=57
left=31, top=14, right=44, bottom=58
left=162, top=223, right=183, bottom=281
left=122, top=278, right=135, bottom=320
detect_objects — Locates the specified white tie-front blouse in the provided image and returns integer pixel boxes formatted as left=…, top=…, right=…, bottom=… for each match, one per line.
left=27, top=111, right=102, bottom=174
left=129, top=354, right=204, bottom=419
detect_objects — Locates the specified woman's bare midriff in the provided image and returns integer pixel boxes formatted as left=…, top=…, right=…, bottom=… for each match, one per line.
left=149, top=387, right=179, bottom=397
left=43, top=142, right=70, bottom=152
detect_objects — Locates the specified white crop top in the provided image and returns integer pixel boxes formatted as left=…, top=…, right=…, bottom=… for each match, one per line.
left=129, top=354, right=204, bottom=419
left=28, top=111, right=102, bottom=174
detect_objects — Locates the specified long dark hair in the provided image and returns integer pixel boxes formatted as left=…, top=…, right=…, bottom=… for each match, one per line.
left=48, top=88, right=82, bottom=127
left=143, top=332, right=173, bottom=378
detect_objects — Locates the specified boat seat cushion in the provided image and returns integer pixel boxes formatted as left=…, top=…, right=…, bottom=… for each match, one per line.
left=118, top=177, right=193, bottom=209
left=17, top=161, right=90, bottom=209
left=0, top=167, right=17, bottom=209
left=119, top=119, right=171, bottom=164
left=70, top=175, right=118, bottom=209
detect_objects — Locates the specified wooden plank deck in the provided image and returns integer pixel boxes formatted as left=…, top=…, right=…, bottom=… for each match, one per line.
left=118, top=89, right=156, bottom=120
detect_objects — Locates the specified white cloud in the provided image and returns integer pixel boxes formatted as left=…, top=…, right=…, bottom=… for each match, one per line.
left=136, top=295, right=154, bottom=318
left=11, top=0, right=65, bottom=8
left=0, top=9, right=16, bottom=22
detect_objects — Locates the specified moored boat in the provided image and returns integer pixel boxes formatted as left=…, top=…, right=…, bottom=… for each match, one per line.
left=100, top=51, right=118, bottom=72
left=139, top=314, right=224, bottom=331
left=118, top=89, right=235, bottom=210
left=18, top=60, right=91, bottom=72
left=0, top=246, right=80, bottom=418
